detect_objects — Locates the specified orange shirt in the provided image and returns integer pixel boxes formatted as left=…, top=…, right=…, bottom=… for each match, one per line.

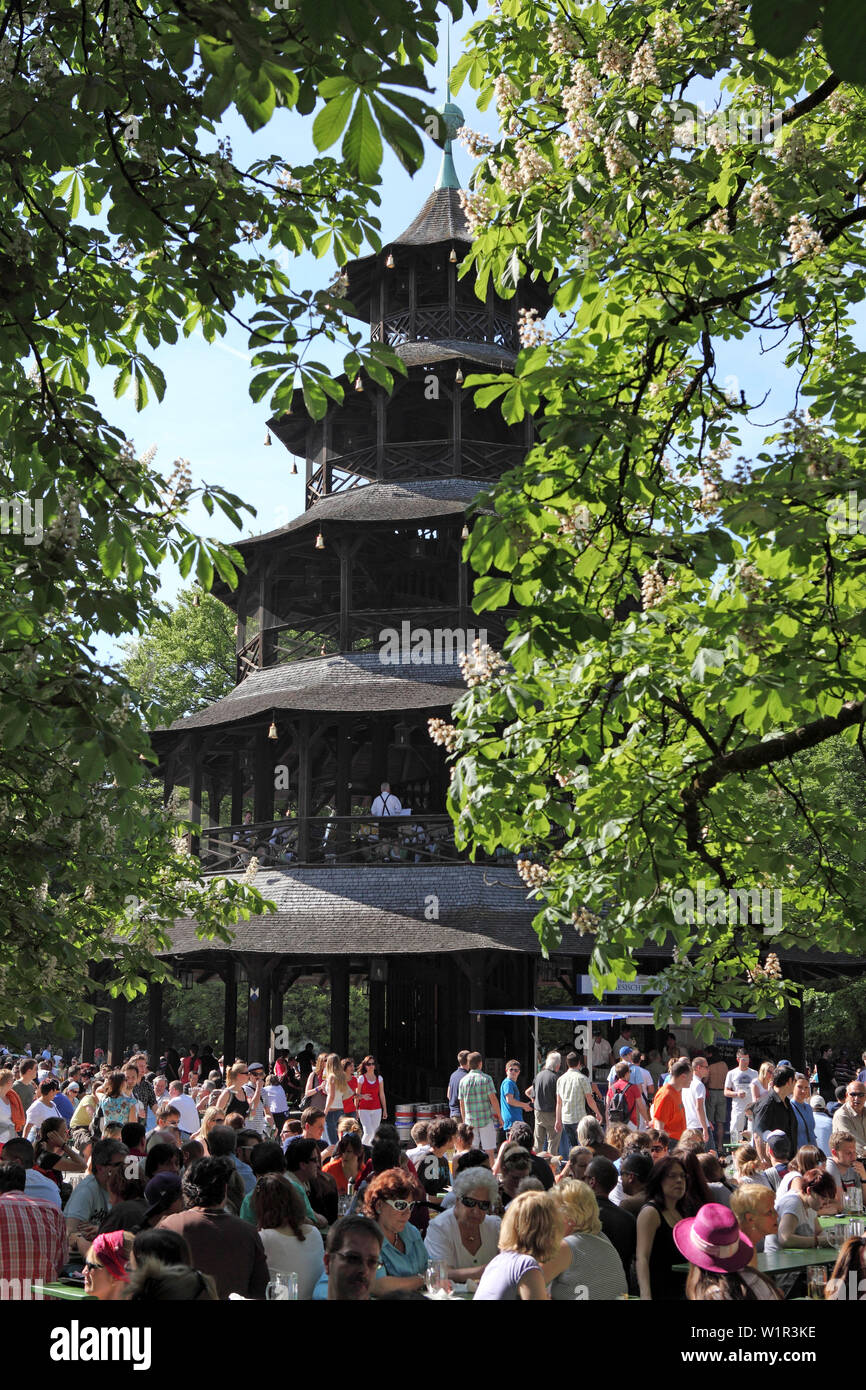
left=651, top=1083, right=686, bottom=1140
left=322, top=1156, right=351, bottom=1193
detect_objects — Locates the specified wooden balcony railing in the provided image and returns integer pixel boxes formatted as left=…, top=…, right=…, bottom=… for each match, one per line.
left=198, top=814, right=513, bottom=872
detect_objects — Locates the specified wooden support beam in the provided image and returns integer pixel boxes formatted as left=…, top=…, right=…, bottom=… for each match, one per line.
left=188, top=733, right=202, bottom=857
left=297, top=714, right=311, bottom=861
left=223, top=962, right=237, bottom=1065
left=107, top=994, right=126, bottom=1067
left=146, top=981, right=163, bottom=1070
left=253, top=724, right=273, bottom=825
left=330, top=961, right=350, bottom=1058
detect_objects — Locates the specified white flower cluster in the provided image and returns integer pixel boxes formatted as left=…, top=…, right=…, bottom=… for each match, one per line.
left=162, top=457, right=193, bottom=502
left=706, top=208, right=729, bottom=236
left=242, top=855, right=260, bottom=884
left=549, top=19, right=581, bottom=56
left=458, top=188, right=494, bottom=235
left=597, top=38, right=630, bottom=78
left=558, top=504, right=591, bottom=537
left=134, top=140, right=160, bottom=167
left=748, top=182, right=779, bottom=226
left=239, top=222, right=261, bottom=243
left=99, top=815, right=117, bottom=853
left=827, top=87, right=855, bottom=118
left=781, top=409, right=844, bottom=478
left=737, top=563, right=767, bottom=597
left=706, top=121, right=728, bottom=154
left=45, top=486, right=81, bottom=550
left=640, top=563, right=675, bottom=610
left=708, top=0, right=741, bottom=35
left=104, top=0, right=139, bottom=56
left=653, top=13, right=682, bottom=47
left=494, top=73, right=520, bottom=114
left=458, top=639, right=507, bottom=687
left=277, top=167, right=302, bottom=192
left=517, top=306, right=550, bottom=347
left=629, top=42, right=658, bottom=87
left=603, top=136, right=633, bottom=180
left=428, top=717, right=459, bottom=752
left=572, top=906, right=600, bottom=936
left=33, top=877, right=49, bottom=906
left=499, top=140, right=550, bottom=195
left=517, top=858, right=550, bottom=888
left=777, top=128, right=808, bottom=169
left=787, top=214, right=824, bottom=263
left=206, top=137, right=234, bottom=187
left=747, top=951, right=782, bottom=983
left=457, top=126, right=494, bottom=158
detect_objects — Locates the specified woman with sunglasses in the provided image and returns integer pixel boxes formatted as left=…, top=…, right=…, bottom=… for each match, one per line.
left=356, top=1057, right=387, bottom=1145
left=363, top=1168, right=428, bottom=1294
left=83, top=1230, right=135, bottom=1301
left=424, top=1166, right=501, bottom=1281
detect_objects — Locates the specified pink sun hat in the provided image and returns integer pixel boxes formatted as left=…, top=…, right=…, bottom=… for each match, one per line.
left=673, top=1203, right=754, bottom=1273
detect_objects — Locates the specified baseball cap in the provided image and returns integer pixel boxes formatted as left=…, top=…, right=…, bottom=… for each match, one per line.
left=248, top=1062, right=264, bottom=1071
left=777, top=1059, right=792, bottom=1068
left=65, top=1081, right=80, bottom=1092
left=618, top=1046, right=633, bottom=1058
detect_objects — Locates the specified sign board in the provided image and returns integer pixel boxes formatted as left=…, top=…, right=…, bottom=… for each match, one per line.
left=577, top=975, right=661, bottom=996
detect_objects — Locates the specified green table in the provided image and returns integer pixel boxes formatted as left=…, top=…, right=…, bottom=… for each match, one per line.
left=756, top=1247, right=837, bottom=1274
left=34, top=1281, right=94, bottom=1301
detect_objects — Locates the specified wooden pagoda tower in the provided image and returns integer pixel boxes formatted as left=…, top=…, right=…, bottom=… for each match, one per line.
left=142, top=102, right=571, bottom=1098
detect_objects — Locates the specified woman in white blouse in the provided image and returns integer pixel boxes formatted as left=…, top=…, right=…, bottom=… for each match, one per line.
left=750, top=1061, right=775, bottom=1110
left=253, top=1173, right=325, bottom=1300
left=424, top=1167, right=501, bottom=1282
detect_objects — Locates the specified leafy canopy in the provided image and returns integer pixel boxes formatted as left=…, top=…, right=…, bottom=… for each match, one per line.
left=440, top=0, right=866, bottom=1040
left=0, top=0, right=466, bottom=1035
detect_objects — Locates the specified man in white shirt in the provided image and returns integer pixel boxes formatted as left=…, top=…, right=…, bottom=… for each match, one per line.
left=724, top=1049, right=759, bottom=1145
left=23, top=1080, right=60, bottom=1139
left=370, top=782, right=402, bottom=817
left=682, top=1056, right=710, bottom=1144
left=592, top=1034, right=612, bottom=1069
left=166, top=1081, right=201, bottom=1137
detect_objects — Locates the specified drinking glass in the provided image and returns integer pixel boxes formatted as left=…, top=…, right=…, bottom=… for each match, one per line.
left=425, top=1261, right=452, bottom=1297
left=806, top=1266, right=827, bottom=1300
left=266, top=1272, right=298, bottom=1301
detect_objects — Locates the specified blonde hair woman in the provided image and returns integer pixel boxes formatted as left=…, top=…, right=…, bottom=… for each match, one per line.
left=733, top=1144, right=766, bottom=1184
left=473, top=1191, right=562, bottom=1301
left=217, top=1060, right=261, bottom=1124
left=304, top=1053, right=328, bottom=1105
left=322, top=1053, right=352, bottom=1145
left=750, top=1062, right=775, bottom=1109
left=193, top=1106, right=224, bottom=1154
left=545, top=1180, right=627, bottom=1300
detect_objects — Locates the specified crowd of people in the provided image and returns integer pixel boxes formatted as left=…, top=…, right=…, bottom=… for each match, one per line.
left=1, top=1035, right=865, bottom=1300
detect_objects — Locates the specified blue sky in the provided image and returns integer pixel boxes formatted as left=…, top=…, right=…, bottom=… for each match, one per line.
left=94, top=15, right=834, bottom=662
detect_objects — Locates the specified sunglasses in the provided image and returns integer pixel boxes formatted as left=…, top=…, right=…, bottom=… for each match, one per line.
left=383, top=1198, right=415, bottom=1212
left=650, top=1145, right=666, bottom=1154
left=83, top=1261, right=102, bottom=1274
left=460, top=1196, right=493, bottom=1212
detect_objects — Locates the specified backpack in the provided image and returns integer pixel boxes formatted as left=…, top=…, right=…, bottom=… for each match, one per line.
left=609, top=1081, right=635, bottom=1125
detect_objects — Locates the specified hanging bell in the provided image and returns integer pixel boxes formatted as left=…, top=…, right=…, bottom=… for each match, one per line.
left=264, top=429, right=272, bottom=446
left=192, top=592, right=201, bottom=607
left=449, top=247, right=457, bottom=263
left=385, top=252, right=395, bottom=269
left=315, top=531, right=325, bottom=550
left=461, top=523, right=469, bottom=541
left=455, top=366, right=464, bottom=384
left=355, top=376, right=363, bottom=392
left=268, top=719, right=278, bottom=741
left=291, top=460, right=298, bottom=475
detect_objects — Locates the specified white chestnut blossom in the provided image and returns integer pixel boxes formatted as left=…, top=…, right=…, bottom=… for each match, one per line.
left=787, top=214, right=824, bottom=263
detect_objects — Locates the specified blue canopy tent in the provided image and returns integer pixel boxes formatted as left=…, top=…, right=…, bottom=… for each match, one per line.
left=471, top=1007, right=756, bottom=1068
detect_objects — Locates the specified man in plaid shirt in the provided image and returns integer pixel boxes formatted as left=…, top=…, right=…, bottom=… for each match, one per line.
left=0, top=1165, right=67, bottom=1296
left=458, top=1052, right=503, bottom=1160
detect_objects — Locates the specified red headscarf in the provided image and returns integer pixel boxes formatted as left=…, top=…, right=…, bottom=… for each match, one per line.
left=91, top=1230, right=130, bottom=1282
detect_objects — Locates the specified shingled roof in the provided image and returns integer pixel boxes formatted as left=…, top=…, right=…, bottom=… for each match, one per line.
left=394, top=186, right=472, bottom=246
left=228, top=478, right=487, bottom=552
left=160, top=864, right=547, bottom=958
left=155, top=652, right=464, bottom=732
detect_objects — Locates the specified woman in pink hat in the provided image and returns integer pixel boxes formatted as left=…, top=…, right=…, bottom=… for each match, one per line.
left=674, top=1203, right=782, bottom=1300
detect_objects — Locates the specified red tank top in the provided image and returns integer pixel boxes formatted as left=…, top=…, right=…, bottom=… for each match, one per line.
left=357, top=1075, right=381, bottom=1110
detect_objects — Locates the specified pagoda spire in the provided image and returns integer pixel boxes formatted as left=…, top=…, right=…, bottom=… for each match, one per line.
left=435, top=26, right=463, bottom=191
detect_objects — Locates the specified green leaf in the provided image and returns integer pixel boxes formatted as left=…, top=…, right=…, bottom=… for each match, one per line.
left=342, top=95, right=383, bottom=183
left=823, top=0, right=866, bottom=83
left=750, top=0, right=818, bottom=57
left=313, top=90, right=355, bottom=152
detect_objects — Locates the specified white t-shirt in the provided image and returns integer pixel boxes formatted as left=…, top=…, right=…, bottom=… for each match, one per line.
left=24, top=1099, right=59, bottom=1136
left=0, top=1095, right=16, bottom=1144
left=764, top=1192, right=818, bottom=1253
left=424, top=1208, right=502, bottom=1270
left=725, top=1068, right=758, bottom=1124
left=371, top=792, right=402, bottom=816
left=683, top=1077, right=706, bottom=1131
left=167, top=1093, right=201, bottom=1134
left=259, top=1224, right=326, bottom=1301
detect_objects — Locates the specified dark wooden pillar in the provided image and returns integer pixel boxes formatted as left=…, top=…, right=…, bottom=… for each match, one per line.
left=147, top=981, right=163, bottom=1068
left=188, top=733, right=202, bottom=857
left=243, top=956, right=277, bottom=1066
left=253, top=725, right=273, bottom=825
left=231, top=749, right=244, bottom=826
left=368, top=959, right=387, bottom=1062
left=223, top=962, right=237, bottom=1065
left=107, top=994, right=126, bottom=1066
left=452, top=376, right=462, bottom=476
left=338, top=538, right=353, bottom=653
left=270, top=985, right=284, bottom=1061
left=456, top=953, right=494, bottom=1056
left=297, top=715, right=311, bottom=861
left=330, top=962, right=350, bottom=1058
